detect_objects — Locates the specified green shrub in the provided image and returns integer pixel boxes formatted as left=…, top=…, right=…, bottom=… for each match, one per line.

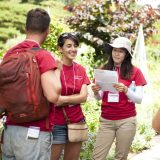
left=80, top=100, right=100, bottom=159
left=42, top=22, right=63, bottom=56
left=0, top=1, right=35, bottom=46
left=67, top=0, right=160, bottom=62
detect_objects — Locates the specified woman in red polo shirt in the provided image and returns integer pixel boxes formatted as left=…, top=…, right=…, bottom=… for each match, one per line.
left=51, top=32, right=90, bottom=160
left=92, top=37, right=147, bottom=160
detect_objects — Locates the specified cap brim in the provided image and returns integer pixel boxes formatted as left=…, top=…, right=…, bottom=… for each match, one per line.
left=103, top=43, right=132, bottom=56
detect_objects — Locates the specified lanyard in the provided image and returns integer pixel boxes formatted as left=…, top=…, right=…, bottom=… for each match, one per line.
left=62, top=63, right=76, bottom=95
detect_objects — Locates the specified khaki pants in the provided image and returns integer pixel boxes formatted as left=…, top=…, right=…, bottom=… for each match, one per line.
left=93, top=116, right=136, bottom=160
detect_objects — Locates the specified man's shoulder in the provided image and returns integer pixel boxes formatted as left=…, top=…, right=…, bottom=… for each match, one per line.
left=36, top=49, right=51, bottom=56
left=35, top=49, right=56, bottom=73
left=36, top=49, right=53, bottom=61
left=5, top=43, right=21, bottom=57
left=5, top=40, right=40, bottom=57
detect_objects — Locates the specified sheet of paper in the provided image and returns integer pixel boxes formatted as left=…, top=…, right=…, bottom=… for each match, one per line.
left=94, top=69, right=118, bottom=92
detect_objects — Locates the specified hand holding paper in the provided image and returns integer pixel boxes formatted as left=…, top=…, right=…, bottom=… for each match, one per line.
left=94, top=69, right=118, bottom=92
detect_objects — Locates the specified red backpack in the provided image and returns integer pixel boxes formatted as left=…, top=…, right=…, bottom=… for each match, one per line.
left=0, top=48, right=49, bottom=123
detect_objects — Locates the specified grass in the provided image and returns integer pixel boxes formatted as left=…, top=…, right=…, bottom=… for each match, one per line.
left=0, top=0, right=71, bottom=50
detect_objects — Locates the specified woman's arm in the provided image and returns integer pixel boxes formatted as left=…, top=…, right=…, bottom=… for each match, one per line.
left=126, top=86, right=144, bottom=104
left=56, top=84, right=88, bottom=106
left=94, top=90, right=103, bottom=100
left=114, top=83, right=144, bottom=104
left=91, top=84, right=103, bottom=100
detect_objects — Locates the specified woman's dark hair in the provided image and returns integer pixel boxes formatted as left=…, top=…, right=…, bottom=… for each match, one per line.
left=57, top=32, right=79, bottom=47
left=106, top=48, right=133, bottom=80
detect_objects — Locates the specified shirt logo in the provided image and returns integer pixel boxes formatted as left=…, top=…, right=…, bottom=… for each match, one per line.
left=74, top=76, right=83, bottom=80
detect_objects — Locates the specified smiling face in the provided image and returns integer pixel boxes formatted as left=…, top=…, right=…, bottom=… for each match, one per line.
left=112, top=48, right=126, bottom=66
left=59, top=39, right=78, bottom=64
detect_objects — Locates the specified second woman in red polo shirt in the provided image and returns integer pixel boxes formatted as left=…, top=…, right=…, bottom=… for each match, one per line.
left=51, top=32, right=90, bottom=160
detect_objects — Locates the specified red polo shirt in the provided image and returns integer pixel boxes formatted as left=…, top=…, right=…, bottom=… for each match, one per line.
left=101, top=66, right=147, bottom=120
left=4, top=40, right=57, bottom=131
left=53, top=62, right=90, bottom=125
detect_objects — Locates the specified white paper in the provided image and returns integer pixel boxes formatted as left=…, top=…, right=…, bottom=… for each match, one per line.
left=94, top=69, right=118, bottom=92
left=27, top=126, right=40, bottom=139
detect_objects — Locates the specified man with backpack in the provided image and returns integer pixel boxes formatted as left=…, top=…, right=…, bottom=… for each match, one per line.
left=0, top=8, right=61, bottom=160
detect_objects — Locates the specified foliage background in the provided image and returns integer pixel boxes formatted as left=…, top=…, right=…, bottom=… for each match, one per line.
left=0, top=0, right=160, bottom=160
left=67, top=0, right=160, bottom=63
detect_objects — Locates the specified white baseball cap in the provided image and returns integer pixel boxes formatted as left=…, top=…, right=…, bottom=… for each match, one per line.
left=105, top=37, right=132, bottom=56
